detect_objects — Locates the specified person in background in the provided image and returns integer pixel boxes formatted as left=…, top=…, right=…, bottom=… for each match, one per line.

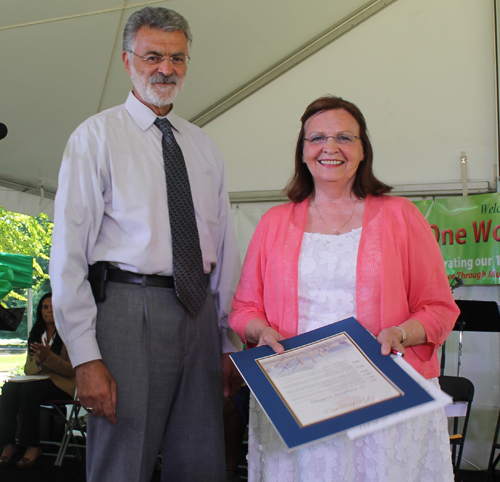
left=0, top=292, right=75, bottom=469
left=49, top=6, right=241, bottom=482
left=229, top=96, right=459, bottom=482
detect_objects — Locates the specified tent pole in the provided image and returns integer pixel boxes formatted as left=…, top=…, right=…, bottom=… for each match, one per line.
left=27, top=288, right=33, bottom=334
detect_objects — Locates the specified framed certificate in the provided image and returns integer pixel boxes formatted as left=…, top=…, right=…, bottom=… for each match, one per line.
left=231, top=317, right=448, bottom=450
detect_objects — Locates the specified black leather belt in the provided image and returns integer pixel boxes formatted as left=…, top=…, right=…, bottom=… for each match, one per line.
left=107, top=267, right=175, bottom=288
left=106, top=267, right=209, bottom=289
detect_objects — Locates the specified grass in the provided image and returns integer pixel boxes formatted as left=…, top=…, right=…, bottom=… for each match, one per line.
left=0, top=352, right=26, bottom=373
left=0, top=352, right=26, bottom=390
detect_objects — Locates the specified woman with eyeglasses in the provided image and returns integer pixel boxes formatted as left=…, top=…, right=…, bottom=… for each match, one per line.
left=229, top=96, right=458, bottom=481
left=0, top=292, right=76, bottom=469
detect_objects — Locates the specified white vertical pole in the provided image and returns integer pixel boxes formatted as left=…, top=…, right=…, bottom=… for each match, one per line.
left=495, top=0, right=500, bottom=193
left=460, top=152, right=468, bottom=197
left=457, top=330, right=463, bottom=377
left=27, top=288, right=33, bottom=335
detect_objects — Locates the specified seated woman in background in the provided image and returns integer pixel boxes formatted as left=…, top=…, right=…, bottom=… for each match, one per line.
left=229, top=96, right=459, bottom=482
left=0, top=292, right=76, bottom=469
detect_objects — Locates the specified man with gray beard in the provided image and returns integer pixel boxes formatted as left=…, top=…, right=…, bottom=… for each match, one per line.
left=49, top=7, right=241, bottom=482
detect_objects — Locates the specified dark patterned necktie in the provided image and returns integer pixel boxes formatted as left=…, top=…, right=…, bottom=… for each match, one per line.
left=154, top=118, right=206, bottom=315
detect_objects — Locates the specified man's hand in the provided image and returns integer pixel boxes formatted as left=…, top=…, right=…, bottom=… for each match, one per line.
left=75, top=359, right=118, bottom=425
left=221, top=353, right=243, bottom=398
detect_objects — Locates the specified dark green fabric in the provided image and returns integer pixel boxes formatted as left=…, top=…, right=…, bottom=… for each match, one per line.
left=0, top=252, right=33, bottom=299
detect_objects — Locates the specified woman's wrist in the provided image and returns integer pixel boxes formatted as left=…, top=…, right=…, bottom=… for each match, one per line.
left=244, top=318, right=271, bottom=345
left=391, top=326, right=407, bottom=346
left=389, top=319, right=427, bottom=347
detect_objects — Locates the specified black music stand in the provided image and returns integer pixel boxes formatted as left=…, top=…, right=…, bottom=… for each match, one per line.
left=440, top=300, right=500, bottom=377
left=441, top=300, right=500, bottom=478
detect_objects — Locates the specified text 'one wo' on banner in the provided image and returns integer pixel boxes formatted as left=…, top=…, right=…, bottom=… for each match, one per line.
left=413, top=193, right=500, bottom=285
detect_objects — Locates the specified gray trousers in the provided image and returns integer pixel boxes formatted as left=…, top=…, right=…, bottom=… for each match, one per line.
left=86, top=281, right=225, bottom=482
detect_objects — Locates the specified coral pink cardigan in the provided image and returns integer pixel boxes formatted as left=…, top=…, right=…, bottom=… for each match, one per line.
left=229, top=195, right=459, bottom=379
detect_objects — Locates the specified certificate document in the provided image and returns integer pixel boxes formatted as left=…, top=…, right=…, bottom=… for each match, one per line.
left=231, top=317, right=449, bottom=450
left=256, top=332, right=402, bottom=427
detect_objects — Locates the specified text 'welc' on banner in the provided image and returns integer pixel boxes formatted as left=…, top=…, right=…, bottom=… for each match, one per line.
left=413, top=193, right=500, bottom=286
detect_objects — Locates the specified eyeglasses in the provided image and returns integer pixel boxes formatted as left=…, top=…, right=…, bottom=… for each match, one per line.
left=303, top=134, right=361, bottom=146
left=126, top=50, right=190, bottom=66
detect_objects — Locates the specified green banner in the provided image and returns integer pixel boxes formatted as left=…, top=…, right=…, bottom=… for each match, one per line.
left=413, top=193, right=500, bottom=285
left=0, top=265, right=14, bottom=300
left=0, top=252, right=34, bottom=299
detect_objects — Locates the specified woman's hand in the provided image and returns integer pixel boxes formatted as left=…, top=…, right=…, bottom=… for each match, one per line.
left=245, top=318, right=286, bottom=354
left=377, top=319, right=427, bottom=356
left=30, top=340, right=51, bottom=364
left=257, top=327, right=286, bottom=354
left=377, top=327, right=406, bottom=356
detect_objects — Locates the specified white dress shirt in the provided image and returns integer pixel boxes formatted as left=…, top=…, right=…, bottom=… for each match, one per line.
left=50, top=92, right=241, bottom=367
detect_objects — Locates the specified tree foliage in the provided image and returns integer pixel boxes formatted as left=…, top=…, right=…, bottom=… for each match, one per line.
left=0, top=205, right=53, bottom=342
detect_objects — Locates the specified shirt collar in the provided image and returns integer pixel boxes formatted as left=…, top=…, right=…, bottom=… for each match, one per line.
left=41, top=331, right=55, bottom=346
left=125, top=91, right=181, bottom=134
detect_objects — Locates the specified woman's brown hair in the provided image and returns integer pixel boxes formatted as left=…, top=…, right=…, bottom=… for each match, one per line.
left=284, top=96, right=391, bottom=202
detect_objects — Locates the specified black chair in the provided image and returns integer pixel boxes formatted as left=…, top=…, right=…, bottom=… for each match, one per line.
left=439, top=375, right=475, bottom=472
left=487, top=409, right=500, bottom=480
left=40, top=395, right=86, bottom=466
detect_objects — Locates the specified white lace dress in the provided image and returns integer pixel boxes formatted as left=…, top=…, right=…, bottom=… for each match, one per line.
left=247, top=229, right=454, bottom=482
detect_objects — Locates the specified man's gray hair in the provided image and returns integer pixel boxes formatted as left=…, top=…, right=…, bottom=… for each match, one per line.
left=123, top=7, right=192, bottom=51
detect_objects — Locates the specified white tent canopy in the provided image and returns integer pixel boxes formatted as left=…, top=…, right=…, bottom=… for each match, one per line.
left=1, top=0, right=498, bottom=217
left=0, top=0, right=381, bottom=214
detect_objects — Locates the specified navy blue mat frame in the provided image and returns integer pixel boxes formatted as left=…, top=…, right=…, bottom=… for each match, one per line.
left=231, top=317, right=434, bottom=450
